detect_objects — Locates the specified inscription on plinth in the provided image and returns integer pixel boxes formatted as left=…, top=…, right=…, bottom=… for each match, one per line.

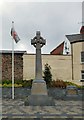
left=31, top=81, right=47, bottom=95
left=67, top=89, right=77, bottom=95
left=66, top=85, right=78, bottom=96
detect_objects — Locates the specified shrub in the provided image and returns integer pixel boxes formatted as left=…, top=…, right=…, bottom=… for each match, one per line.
left=14, top=80, right=23, bottom=84
left=65, top=81, right=79, bottom=87
left=2, top=80, right=11, bottom=85
left=2, top=83, right=12, bottom=87
left=2, top=79, right=33, bottom=88
left=14, top=84, right=22, bottom=87
left=0, top=81, right=2, bottom=84
left=2, top=83, right=22, bottom=87
left=65, top=81, right=84, bottom=89
left=22, top=80, right=33, bottom=88
left=51, top=79, right=66, bottom=88
left=77, top=85, right=84, bottom=89
left=43, top=63, right=52, bottom=85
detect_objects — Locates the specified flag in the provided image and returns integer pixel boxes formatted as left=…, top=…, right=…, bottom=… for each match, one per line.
left=11, top=27, right=20, bottom=43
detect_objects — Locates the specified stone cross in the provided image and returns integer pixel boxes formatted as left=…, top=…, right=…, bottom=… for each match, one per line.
left=31, top=31, right=46, bottom=80
left=24, top=31, right=54, bottom=106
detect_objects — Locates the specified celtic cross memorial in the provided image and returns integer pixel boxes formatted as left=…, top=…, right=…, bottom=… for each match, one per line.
left=31, top=31, right=46, bottom=80
left=25, top=31, right=54, bottom=106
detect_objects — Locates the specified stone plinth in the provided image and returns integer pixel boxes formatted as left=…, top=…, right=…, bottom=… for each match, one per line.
left=66, top=85, right=78, bottom=96
left=25, top=95, right=55, bottom=106
left=25, top=79, right=55, bottom=106
left=31, top=80, right=47, bottom=95
left=65, top=85, right=79, bottom=100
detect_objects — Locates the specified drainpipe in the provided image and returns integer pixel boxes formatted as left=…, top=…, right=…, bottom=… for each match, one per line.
left=71, top=43, right=74, bottom=80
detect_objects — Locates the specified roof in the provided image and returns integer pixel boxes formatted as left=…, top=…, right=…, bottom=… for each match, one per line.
left=24, top=53, right=71, bottom=56
left=50, top=41, right=64, bottom=55
left=0, top=50, right=26, bottom=54
left=66, top=34, right=84, bottom=44
left=80, top=26, right=84, bottom=34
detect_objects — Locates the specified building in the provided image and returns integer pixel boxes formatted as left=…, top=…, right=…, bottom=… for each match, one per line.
left=66, top=26, right=84, bottom=83
left=23, top=26, right=84, bottom=85
left=50, top=41, right=64, bottom=55
left=1, top=26, right=84, bottom=85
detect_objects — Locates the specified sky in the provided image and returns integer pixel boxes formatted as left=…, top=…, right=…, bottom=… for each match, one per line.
left=0, top=0, right=83, bottom=54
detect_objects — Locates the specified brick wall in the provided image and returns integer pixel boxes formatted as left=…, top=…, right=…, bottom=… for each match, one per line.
left=2, top=53, right=23, bottom=81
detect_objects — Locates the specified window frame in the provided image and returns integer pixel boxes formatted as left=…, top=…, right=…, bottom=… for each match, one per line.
left=80, top=51, right=84, bottom=63
left=81, top=70, right=84, bottom=80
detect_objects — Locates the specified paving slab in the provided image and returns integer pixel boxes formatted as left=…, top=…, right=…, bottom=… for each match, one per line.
left=0, top=98, right=83, bottom=119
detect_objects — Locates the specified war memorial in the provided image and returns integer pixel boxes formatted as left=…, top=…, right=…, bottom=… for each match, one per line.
left=0, top=1, right=84, bottom=119
left=1, top=30, right=84, bottom=119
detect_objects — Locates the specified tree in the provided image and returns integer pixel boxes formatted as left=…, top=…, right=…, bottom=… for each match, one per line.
left=43, top=63, right=52, bottom=85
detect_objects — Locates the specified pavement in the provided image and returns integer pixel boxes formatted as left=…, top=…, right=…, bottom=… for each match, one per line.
left=0, top=98, right=84, bottom=119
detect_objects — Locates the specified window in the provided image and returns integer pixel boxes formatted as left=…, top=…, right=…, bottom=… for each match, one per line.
left=81, top=52, right=84, bottom=63
left=81, top=70, right=84, bottom=80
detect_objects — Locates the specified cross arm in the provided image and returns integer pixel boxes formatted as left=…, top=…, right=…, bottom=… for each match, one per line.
left=31, top=37, right=37, bottom=45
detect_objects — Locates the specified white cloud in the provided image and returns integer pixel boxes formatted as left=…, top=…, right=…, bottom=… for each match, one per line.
left=5, top=0, right=83, bottom=2
left=2, top=2, right=82, bottom=53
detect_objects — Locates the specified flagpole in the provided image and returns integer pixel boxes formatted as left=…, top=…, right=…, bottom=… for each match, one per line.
left=12, top=21, right=14, bottom=99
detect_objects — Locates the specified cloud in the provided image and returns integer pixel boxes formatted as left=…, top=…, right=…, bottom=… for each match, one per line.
left=2, top=2, right=82, bottom=53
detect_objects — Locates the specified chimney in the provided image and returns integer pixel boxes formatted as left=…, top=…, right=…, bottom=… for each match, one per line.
left=80, top=26, right=84, bottom=34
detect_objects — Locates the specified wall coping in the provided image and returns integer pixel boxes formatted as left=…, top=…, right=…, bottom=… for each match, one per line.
left=0, top=50, right=26, bottom=54
left=24, top=53, right=71, bottom=56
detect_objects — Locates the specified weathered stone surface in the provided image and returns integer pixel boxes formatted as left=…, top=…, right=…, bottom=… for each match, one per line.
left=66, top=85, right=78, bottom=96
left=31, top=80, right=47, bottom=95
left=31, top=31, right=46, bottom=80
left=65, top=85, right=78, bottom=100
left=2, top=53, right=23, bottom=81
left=25, top=95, right=55, bottom=106
left=25, top=31, right=55, bottom=106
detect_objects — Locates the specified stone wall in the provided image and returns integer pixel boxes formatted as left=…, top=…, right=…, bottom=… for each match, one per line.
left=2, top=53, right=23, bottom=81
left=23, top=54, right=72, bottom=81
